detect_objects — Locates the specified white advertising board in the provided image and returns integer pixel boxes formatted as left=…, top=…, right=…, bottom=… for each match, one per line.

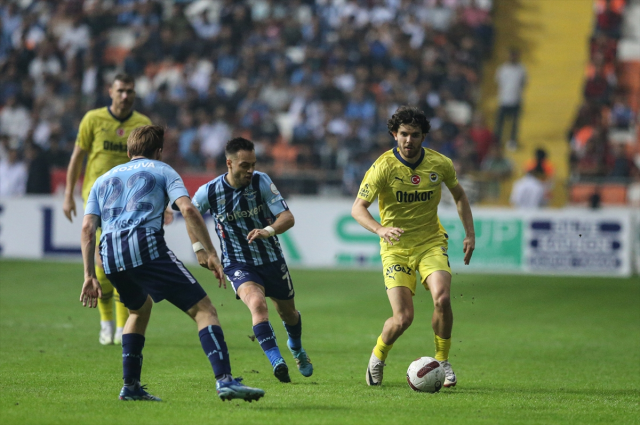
left=0, top=196, right=636, bottom=277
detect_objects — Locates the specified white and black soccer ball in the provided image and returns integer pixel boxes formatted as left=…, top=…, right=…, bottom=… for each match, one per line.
left=406, top=357, right=445, bottom=393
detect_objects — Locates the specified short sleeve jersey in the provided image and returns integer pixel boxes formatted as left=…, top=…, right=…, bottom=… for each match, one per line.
left=192, top=171, right=288, bottom=268
left=85, top=158, right=189, bottom=273
left=77, top=107, right=152, bottom=201
left=357, top=147, right=458, bottom=251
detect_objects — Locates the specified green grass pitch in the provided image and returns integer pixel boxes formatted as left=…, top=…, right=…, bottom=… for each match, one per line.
left=1, top=259, right=638, bottom=425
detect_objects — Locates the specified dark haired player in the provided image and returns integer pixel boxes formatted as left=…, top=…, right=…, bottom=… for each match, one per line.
left=80, top=125, right=265, bottom=402
left=351, top=106, right=475, bottom=388
left=192, top=137, right=312, bottom=383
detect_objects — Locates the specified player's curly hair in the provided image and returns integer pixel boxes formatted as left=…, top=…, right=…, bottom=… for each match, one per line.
left=387, top=106, right=431, bottom=135
left=225, top=137, right=254, bottom=157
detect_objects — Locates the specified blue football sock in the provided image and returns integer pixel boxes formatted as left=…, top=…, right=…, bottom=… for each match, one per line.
left=253, top=321, right=283, bottom=367
left=122, top=333, right=145, bottom=385
left=284, top=311, right=302, bottom=350
left=198, top=325, right=232, bottom=380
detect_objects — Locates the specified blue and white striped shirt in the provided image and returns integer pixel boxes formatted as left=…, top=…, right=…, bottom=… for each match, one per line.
left=85, top=158, right=189, bottom=274
left=192, top=171, right=288, bottom=268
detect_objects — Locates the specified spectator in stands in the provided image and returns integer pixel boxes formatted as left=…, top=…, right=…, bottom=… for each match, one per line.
left=469, top=112, right=494, bottom=163
left=25, top=142, right=50, bottom=194
left=0, top=147, right=27, bottom=197
left=480, top=144, right=512, bottom=200
left=609, top=143, right=639, bottom=180
left=584, top=63, right=613, bottom=105
left=596, top=0, right=623, bottom=39
left=510, top=169, right=546, bottom=209
left=495, top=48, right=527, bottom=151
left=609, top=93, right=635, bottom=129
left=0, top=95, right=30, bottom=142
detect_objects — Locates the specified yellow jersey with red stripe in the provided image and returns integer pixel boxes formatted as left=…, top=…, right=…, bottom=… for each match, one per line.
left=76, top=107, right=151, bottom=201
left=357, top=147, right=458, bottom=253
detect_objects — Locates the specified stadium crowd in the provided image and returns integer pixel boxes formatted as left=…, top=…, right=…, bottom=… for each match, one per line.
left=0, top=0, right=496, bottom=197
left=568, top=0, right=640, bottom=183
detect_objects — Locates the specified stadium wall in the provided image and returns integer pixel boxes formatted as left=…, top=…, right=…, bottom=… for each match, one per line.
left=0, top=196, right=637, bottom=277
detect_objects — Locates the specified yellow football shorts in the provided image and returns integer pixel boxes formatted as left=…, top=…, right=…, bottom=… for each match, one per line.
left=381, top=243, right=451, bottom=295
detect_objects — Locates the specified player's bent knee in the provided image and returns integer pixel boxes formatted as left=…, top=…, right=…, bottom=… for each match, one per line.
left=434, top=294, right=451, bottom=310
left=394, top=312, right=414, bottom=330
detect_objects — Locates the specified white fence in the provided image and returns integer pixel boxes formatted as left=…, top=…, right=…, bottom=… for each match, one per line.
left=0, top=196, right=637, bottom=277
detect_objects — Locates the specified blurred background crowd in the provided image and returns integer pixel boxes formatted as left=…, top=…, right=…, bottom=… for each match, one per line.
left=0, top=0, right=496, bottom=197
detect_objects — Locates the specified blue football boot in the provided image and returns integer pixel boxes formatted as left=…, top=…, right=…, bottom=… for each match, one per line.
left=119, top=384, right=161, bottom=401
left=287, top=340, right=313, bottom=377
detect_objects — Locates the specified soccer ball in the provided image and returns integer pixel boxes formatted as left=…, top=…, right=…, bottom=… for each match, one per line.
left=406, top=357, right=445, bottom=393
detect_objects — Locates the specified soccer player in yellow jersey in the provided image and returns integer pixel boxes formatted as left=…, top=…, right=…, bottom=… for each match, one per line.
left=352, top=106, right=475, bottom=388
left=63, top=74, right=153, bottom=345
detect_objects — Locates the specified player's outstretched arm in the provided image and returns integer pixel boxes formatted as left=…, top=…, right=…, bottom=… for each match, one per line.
left=79, top=214, right=102, bottom=307
left=449, top=183, right=475, bottom=265
left=351, top=198, right=403, bottom=246
left=246, top=210, right=295, bottom=244
left=175, top=196, right=226, bottom=288
left=63, top=145, right=88, bottom=222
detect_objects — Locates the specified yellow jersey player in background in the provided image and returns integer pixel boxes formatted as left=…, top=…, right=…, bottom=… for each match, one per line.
left=62, top=74, right=152, bottom=345
left=352, top=106, right=475, bottom=388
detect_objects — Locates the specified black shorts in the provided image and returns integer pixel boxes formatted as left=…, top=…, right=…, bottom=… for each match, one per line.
left=224, top=258, right=294, bottom=301
left=107, top=251, right=207, bottom=312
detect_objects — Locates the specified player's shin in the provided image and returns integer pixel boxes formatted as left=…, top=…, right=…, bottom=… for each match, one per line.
left=373, top=335, right=394, bottom=361
left=434, top=334, right=451, bottom=361
left=198, top=325, right=232, bottom=382
left=253, top=321, right=283, bottom=366
left=283, top=311, right=302, bottom=350
left=122, top=333, right=145, bottom=388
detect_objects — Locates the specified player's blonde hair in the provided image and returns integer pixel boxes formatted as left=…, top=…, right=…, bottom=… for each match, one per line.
left=127, top=125, right=165, bottom=157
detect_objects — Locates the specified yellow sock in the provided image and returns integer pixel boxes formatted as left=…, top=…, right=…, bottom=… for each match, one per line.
left=373, top=335, right=393, bottom=361
left=434, top=334, right=451, bottom=361
left=114, top=288, right=129, bottom=328
left=96, top=265, right=114, bottom=322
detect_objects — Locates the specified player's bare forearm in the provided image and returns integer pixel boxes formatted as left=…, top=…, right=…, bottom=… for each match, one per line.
left=272, top=210, right=295, bottom=234
left=352, top=197, right=403, bottom=245
left=81, top=215, right=99, bottom=278
left=449, top=184, right=475, bottom=264
left=64, top=145, right=87, bottom=197
left=178, top=199, right=217, bottom=254
left=63, top=146, right=87, bottom=222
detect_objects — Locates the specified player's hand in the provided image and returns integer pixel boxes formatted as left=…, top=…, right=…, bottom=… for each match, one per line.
left=207, top=254, right=226, bottom=289
left=79, top=277, right=102, bottom=308
left=463, top=234, right=475, bottom=265
left=376, top=226, right=404, bottom=246
left=247, top=228, right=270, bottom=244
left=63, top=196, right=76, bottom=222
left=163, top=208, right=174, bottom=225
left=196, top=250, right=209, bottom=269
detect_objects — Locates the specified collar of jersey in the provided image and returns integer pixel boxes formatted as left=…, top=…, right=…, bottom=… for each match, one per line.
left=107, top=106, right=134, bottom=123
left=393, top=147, right=425, bottom=169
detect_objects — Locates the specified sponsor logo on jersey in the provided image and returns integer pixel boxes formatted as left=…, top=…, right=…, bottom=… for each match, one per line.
left=359, top=183, right=371, bottom=198
left=395, top=190, right=434, bottom=203
left=430, top=173, right=439, bottom=183
left=270, top=183, right=279, bottom=195
left=394, top=176, right=405, bottom=184
left=103, top=140, right=127, bottom=153
left=217, top=222, right=226, bottom=239
left=116, top=128, right=125, bottom=137
left=216, top=204, right=264, bottom=222
left=411, top=175, right=421, bottom=184
left=232, top=270, right=245, bottom=280
left=385, top=264, right=412, bottom=280
left=243, top=187, right=257, bottom=201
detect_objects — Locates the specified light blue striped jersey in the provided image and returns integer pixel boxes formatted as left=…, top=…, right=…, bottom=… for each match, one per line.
left=85, top=158, right=189, bottom=273
left=192, top=171, right=288, bottom=267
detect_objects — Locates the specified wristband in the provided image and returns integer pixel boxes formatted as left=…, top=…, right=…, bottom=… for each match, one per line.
left=192, top=242, right=205, bottom=253
left=264, top=226, right=276, bottom=237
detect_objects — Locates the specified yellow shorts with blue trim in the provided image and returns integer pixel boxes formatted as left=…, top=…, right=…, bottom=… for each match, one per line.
left=381, top=242, right=451, bottom=295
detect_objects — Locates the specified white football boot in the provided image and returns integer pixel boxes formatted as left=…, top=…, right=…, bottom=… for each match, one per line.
left=99, top=320, right=115, bottom=345
left=440, top=360, right=457, bottom=387
left=365, top=351, right=386, bottom=386
left=114, top=327, right=124, bottom=345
